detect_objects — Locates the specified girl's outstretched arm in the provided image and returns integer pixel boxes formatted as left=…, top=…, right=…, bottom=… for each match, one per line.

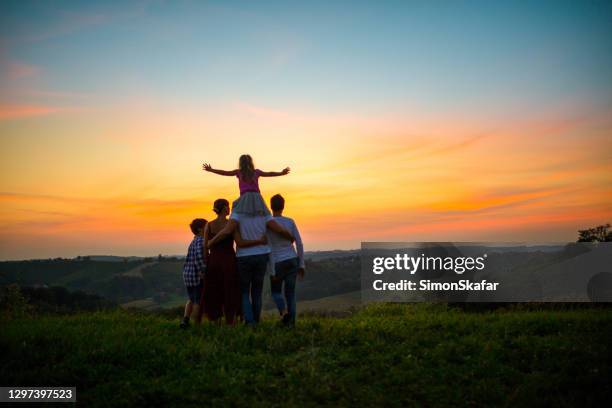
left=259, top=167, right=290, bottom=177
left=202, top=163, right=239, bottom=176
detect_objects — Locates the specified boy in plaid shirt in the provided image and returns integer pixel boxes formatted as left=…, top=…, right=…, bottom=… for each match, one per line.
left=180, top=218, right=207, bottom=328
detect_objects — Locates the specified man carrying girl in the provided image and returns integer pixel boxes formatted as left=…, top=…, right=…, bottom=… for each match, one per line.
left=203, top=154, right=295, bottom=325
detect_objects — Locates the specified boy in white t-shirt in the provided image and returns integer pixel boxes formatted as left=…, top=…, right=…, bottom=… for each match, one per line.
left=267, top=194, right=305, bottom=326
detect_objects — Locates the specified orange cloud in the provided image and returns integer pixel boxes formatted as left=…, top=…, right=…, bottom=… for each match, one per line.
left=0, top=99, right=610, bottom=258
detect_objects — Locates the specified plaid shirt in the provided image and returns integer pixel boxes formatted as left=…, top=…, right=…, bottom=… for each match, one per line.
left=183, top=236, right=205, bottom=287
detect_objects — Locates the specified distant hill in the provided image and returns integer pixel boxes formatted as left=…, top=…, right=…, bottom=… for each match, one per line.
left=304, top=249, right=360, bottom=261
left=84, top=255, right=148, bottom=262
left=2, top=244, right=603, bottom=310
left=3, top=249, right=359, bottom=263
left=0, top=252, right=361, bottom=310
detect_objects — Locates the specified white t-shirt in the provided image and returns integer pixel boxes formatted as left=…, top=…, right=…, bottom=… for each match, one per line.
left=268, top=216, right=305, bottom=268
left=230, top=213, right=273, bottom=257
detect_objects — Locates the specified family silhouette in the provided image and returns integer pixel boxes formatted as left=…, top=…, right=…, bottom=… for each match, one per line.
left=181, top=154, right=304, bottom=328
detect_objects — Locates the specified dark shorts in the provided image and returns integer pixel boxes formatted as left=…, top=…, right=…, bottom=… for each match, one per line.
left=186, top=283, right=203, bottom=304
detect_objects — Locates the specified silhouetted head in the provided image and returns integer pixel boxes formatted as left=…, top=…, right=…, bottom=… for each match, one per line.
left=213, top=198, right=230, bottom=216
left=190, top=218, right=207, bottom=235
left=238, top=154, right=255, bottom=181
left=270, top=194, right=285, bottom=213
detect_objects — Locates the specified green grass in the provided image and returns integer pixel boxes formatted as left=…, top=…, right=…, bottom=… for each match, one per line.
left=1, top=304, right=611, bottom=407
left=155, top=293, right=189, bottom=309
left=120, top=297, right=157, bottom=310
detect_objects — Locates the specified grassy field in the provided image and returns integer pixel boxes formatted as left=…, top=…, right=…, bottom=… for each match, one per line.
left=1, top=304, right=611, bottom=407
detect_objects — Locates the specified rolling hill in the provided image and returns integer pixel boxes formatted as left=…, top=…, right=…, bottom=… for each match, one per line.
left=0, top=252, right=360, bottom=310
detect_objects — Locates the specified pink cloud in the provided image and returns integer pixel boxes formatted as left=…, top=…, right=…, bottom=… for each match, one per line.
left=23, top=89, right=92, bottom=99
left=233, top=101, right=294, bottom=120
left=0, top=104, right=61, bottom=119
left=6, top=61, right=40, bottom=79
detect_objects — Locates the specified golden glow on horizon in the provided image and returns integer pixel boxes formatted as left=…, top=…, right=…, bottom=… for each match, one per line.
left=1, top=101, right=611, bottom=259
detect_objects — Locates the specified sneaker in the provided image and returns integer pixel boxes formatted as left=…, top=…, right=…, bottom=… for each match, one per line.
left=179, top=318, right=190, bottom=329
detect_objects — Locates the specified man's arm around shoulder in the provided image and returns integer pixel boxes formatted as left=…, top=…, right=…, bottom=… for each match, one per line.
left=266, top=219, right=294, bottom=242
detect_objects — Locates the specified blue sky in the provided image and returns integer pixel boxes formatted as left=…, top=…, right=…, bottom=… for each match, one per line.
left=2, top=0, right=611, bottom=115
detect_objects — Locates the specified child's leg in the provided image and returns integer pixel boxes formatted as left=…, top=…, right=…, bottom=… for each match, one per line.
left=191, top=303, right=201, bottom=325
left=183, top=300, right=193, bottom=319
left=183, top=283, right=203, bottom=326
left=181, top=300, right=193, bottom=327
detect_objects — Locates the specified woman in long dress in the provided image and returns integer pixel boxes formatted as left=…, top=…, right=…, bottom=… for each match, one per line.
left=203, top=199, right=265, bottom=324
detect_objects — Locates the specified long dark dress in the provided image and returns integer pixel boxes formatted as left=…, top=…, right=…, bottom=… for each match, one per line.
left=203, top=227, right=241, bottom=324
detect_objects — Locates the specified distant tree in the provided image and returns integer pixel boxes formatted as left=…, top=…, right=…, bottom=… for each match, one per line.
left=577, top=223, right=611, bottom=242
left=158, top=254, right=163, bottom=261
left=0, top=284, right=32, bottom=319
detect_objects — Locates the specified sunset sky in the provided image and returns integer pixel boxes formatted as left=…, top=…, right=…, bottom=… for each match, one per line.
left=1, top=1, right=611, bottom=260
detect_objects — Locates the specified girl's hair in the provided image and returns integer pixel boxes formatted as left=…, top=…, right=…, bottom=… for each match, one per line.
left=238, top=154, right=255, bottom=181
left=213, top=198, right=229, bottom=214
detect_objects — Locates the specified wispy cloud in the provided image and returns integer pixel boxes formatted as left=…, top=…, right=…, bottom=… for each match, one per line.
left=427, top=133, right=489, bottom=155
left=233, top=101, right=295, bottom=121
left=12, top=12, right=109, bottom=43
left=0, top=104, right=61, bottom=120
left=3, top=60, right=40, bottom=79
left=22, top=89, right=92, bottom=99
left=4, top=1, right=154, bottom=44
